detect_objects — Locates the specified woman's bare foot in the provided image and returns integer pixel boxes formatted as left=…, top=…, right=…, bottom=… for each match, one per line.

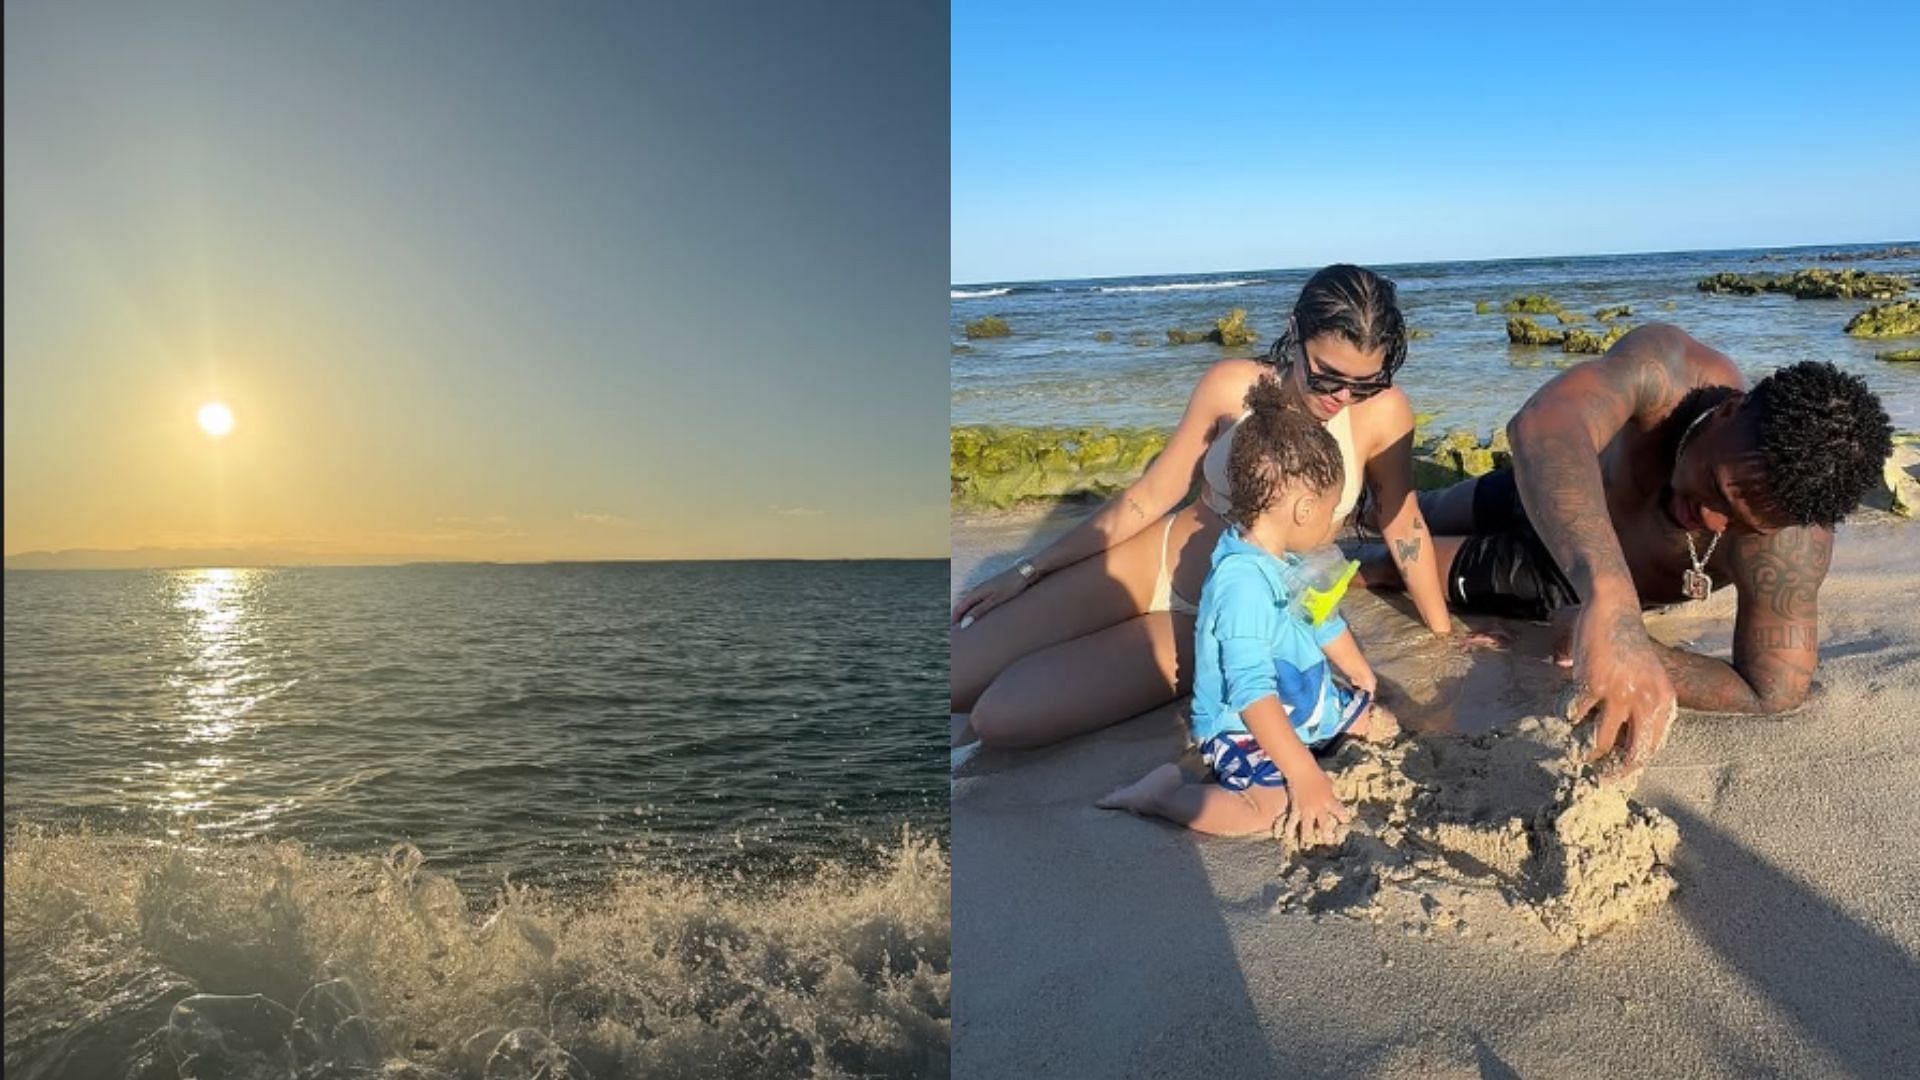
left=1096, top=763, right=1184, bottom=814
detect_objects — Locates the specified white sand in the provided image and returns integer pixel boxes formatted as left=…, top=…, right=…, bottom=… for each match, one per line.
left=953, top=507, right=1920, bottom=1078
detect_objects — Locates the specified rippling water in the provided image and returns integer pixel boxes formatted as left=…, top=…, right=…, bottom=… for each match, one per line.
left=951, top=242, right=1920, bottom=436
left=3, top=560, right=949, bottom=1077
left=4, top=561, right=947, bottom=882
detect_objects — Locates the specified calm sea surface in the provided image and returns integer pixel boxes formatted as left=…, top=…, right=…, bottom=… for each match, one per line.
left=952, top=242, right=1920, bottom=437
left=4, top=560, right=947, bottom=885
left=4, top=561, right=949, bottom=1078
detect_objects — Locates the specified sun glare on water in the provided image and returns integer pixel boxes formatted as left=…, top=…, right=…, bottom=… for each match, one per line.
left=197, top=401, right=235, bottom=438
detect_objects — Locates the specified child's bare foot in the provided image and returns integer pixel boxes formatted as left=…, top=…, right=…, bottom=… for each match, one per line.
left=1096, top=763, right=1184, bottom=815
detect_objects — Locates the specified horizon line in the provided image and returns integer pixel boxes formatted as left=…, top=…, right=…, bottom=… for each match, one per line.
left=3, top=554, right=951, bottom=571
left=950, top=236, right=1920, bottom=289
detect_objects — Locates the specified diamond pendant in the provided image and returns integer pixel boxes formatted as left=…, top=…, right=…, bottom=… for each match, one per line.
left=1683, top=567, right=1712, bottom=602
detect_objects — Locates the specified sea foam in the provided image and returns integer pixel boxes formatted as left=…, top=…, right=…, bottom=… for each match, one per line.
left=3, top=827, right=949, bottom=1078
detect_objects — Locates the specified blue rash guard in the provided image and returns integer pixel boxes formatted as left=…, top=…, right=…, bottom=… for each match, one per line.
left=1189, top=528, right=1359, bottom=751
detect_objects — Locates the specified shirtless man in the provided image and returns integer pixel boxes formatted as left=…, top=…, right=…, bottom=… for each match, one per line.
left=1372, top=324, right=1893, bottom=776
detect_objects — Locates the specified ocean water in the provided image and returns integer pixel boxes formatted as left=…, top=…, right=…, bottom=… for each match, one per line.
left=3, top=561, right=949, bottom=1078
left=951, top=242, right=1920, bottom=438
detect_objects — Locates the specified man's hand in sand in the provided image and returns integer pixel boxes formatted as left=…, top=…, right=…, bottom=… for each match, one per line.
left=951, top=564, right=1033, bottom=629
left=1284, top=769, right=1352, bottom=848
left=1563, top=599, right=1675, bottom=778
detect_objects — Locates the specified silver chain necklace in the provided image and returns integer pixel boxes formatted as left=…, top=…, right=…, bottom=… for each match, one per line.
left=1673, top=405, right=1723, bottom=601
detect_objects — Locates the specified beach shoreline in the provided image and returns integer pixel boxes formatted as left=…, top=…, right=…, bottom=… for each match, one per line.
left=952, top=510, right=1920, bottom=1077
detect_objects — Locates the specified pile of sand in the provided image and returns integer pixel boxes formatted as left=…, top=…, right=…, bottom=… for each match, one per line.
left=1275, top=716, right=1680, bottom=947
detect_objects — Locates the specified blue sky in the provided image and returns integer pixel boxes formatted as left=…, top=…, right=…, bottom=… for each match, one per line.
left=6, top=1, right=948, bottom=561
left=953, top=1, right=1920, bottom=283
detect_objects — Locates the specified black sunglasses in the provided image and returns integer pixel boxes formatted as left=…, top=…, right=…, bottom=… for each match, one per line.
left=1273, top=335, right=1393, bottom=400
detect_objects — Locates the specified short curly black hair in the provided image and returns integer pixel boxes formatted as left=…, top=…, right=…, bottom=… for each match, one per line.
left=1226, top=379, right=1345, bottom=529
left=1741, top=361, right=1892, bottom=527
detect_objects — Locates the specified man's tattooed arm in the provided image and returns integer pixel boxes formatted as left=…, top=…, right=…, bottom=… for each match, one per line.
left=1652, top=526, right=1830, bottom=714
left=1508, top=332, right=1690, bottom=601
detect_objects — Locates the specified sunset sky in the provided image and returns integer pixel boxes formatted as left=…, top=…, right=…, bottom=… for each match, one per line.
left=4, top=2, right=947, bottom=563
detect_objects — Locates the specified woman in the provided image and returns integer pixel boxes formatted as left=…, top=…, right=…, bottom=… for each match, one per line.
left=952, top=264, right=1455, bottom=748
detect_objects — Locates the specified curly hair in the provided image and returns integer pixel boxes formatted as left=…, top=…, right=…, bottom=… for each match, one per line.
left=1226, top=379, right=1345, bottom=529
left=1742, top=361, right=1892, bottom=527
left=1264, top=264, right=1409, bottom=381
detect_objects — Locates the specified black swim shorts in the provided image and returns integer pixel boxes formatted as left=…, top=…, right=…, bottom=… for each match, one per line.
left=1445, top=469, right=1580, bottom=621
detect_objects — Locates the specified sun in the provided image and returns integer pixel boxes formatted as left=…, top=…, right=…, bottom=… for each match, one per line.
left=197, top=401, right=235, bottom=438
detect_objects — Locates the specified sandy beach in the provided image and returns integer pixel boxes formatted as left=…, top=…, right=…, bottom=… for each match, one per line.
left=952, top=505, right=1920, bottom=1078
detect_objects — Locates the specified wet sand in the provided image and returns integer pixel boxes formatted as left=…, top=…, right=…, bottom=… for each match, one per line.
left=952, top=505, right=1920, bottom=1078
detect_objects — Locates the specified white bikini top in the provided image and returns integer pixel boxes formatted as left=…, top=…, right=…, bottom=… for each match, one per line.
left=1201, top=407, right=1363, bottom=520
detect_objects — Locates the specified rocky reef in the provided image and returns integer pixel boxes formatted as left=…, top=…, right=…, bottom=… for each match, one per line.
left=964, top=315, right=1011, bottom=339
left=1846, top=300, right=1920, bottom=338
left=1502, top=294, right=1563, bottom=315
left=1168, top=308, right=1258, bottom=348
left=1506, top=316, right=1564, bottom=347
left=1865, top=435, right=1920, bottom=518
left=1561, top=323, right=1631, bottom=355
left=1878, top=348, right=1920, bottom=362
left=1697, top=269, right=1910, bottom=300
left=952, top=425, right=1169, bottom=509
left=1595, top=305, right=1633, bottom=321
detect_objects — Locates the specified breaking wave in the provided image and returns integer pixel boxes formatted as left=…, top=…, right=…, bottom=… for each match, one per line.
left=2, top=827, right=949, bottom=1078
left=1092, top=278, right=1267, bottom=294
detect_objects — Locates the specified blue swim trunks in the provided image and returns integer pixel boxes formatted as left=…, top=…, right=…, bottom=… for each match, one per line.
left=1200, top=690, right=1371, bottom=791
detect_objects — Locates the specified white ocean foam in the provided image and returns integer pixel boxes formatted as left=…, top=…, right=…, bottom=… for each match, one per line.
left=1094, top=278, right=1267, bottom=294
left=3, top=828, right=950, bottom=1079
left=950, top=287, right=1012, bottom=299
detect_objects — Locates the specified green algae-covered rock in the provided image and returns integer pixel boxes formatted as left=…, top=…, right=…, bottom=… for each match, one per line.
left=1413, top=427, right=1507, bottom=489
left=1878, top=348, right=1920, bottom=362
left=1863, top=444, right=1920, bottom=518
left=1408, top=327, right=1433, bottom=340
left=1488, top=426, right=1513, bottom=470
left=964, top=315, right=1011, bottom=339
left=1846, top=300, right=1920, bottom=338
left=1475, top=300, right=1494, bottom=315
left=1168, top=308, right=1259, bottom=348
left=1555, top=310, right=1589, bottom=325
left=1503, top=294, right=1564, bottom=314
left=1776, top=269, right=1908, bottom=300
left=1595, top=305, right=1633, bottom=321
left=1698, top=272, right=1776, bottom=295
left=1214, top=308, right=1258, bottom=348
left=1699, top=269, right=1909, bottom=300
left=1562, top=323, right=1631, bottom=355
left=952, top=425, right=1170, bottom=509
left=1507, top=316, right=1566, bottom=346
left=1094, top=330, right=1116, bottom=342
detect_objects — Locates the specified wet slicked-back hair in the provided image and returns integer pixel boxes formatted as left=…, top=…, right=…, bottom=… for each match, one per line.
left=1742, top=361, right=1892, bottom=526
left=1266, top=264, right=1409, bottom=379
left=1226, top=379, right=1346, bottom=529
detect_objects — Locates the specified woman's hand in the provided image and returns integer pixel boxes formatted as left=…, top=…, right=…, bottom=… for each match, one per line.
left=1283, top=768, right=1352, bottom=848
left=951, top=564, right=1034, bottom=628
